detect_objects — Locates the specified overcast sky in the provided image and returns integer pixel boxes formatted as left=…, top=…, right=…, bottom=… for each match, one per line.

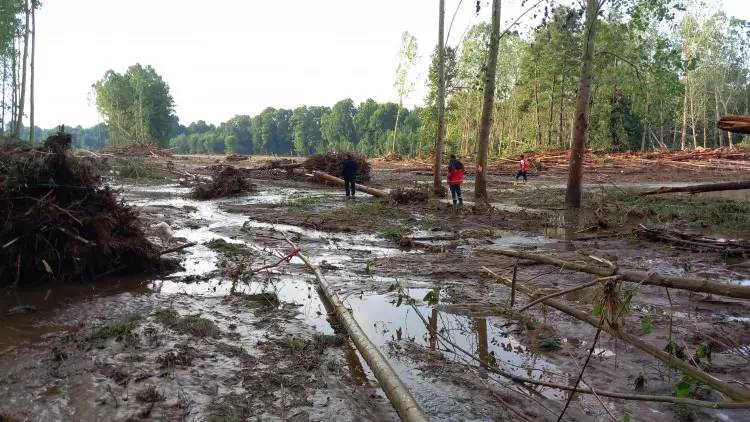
left=33, top=0, right=749, bottom=128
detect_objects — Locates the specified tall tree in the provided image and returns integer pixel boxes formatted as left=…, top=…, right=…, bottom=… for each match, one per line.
left=432, top=0, right=446, bottom=195
left=391, top=31, right=418, bottom=154
left=94, top=64, right=177, bottom=146
left=12, top=0, right=28, bottom=138
left=474, top=0, right=501, bottom=201
left=28, top=0, right=34, bottom=143
left=564, top=0, right=603, bottom=209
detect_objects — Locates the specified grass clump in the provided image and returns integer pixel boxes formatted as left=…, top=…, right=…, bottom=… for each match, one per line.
left=86, top=314, right=141, bottom=344
left=282, top=195, right=322, bottom=210
left=206, top=239, right=251, bottom=258
left=157, top=343, right=198, bottom=368
left=233, top=291, right=280, bottom=308
left=135, top=384, right=165, bottom=403
left=380, top=227, right=408, bottom=241
left=156, top=309, right=221, bottom=338
left=205, top=393, right=250, bottom=422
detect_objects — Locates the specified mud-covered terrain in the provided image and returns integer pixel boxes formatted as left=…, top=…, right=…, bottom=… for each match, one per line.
left=2, top=156, right=750, bottom=421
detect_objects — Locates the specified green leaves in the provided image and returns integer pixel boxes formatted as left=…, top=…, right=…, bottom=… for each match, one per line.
left=640, top=314, right=653, bottom=334
left=423, top=289, right=440, bottom=306
left=673, top=374, right=698, bottom=398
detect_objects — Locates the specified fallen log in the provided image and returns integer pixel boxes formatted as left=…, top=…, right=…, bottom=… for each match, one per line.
left=483, top=267, right=750, bottom=402
left=718, top=115, right=750, bottom=134
left=636, top=225, right=750, bottom=255
left=491, top=249, right=750, bottom=300
left=638, top=180, right=750, bottom=196
left=281, top=233, right=428, bottom=422
left=311, top=170, right=388, bottom=198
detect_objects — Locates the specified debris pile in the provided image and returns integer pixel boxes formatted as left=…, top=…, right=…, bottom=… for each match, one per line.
left=0, top=132, right=160, bottom=285
left=187, top=165, right=256, bottom=200
left=303, top=152, right=371, bottom=182
left=389, top=187, right=429, bottom=204
left=104, top=142, right=173, bottom=158
left=225, top=154, right=250, bottom=162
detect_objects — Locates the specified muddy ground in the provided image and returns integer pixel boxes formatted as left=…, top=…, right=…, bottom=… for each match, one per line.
left=2, top=155, right=750, bottom=421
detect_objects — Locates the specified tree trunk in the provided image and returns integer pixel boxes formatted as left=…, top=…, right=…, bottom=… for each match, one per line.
left=10, top=39, right=17, bottom=135
left=1, top=58, right=6, bottom=136
left=714, top=86, right=722, bottom=147
left=29, top=3, right=35, bottom=143
left=641, top=90, right=649, bottom=152
left=564, top=0, right=598, bottom=209
left=681, top=76, right=688, bottom=150
left=474, top=0, right=501, bottom=201
left=689, top=87, right=697, bottom=149
left=548, top=74, right=556, bottom=146
left=533, top=63, right=542, bottom=147
left=14, top=0, right=30, bottom=138
left=391, top=104, right=401, bottom=154
left=433, top=0, right=446, bottom=195
left=558, top=73, right=565, bottom=147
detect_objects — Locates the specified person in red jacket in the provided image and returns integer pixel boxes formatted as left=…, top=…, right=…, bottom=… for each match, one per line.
left=515, top=154, right=529, bottom=183
left=447, top=154, right=465, bottom=205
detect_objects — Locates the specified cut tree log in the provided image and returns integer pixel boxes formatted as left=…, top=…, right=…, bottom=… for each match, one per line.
left=491, top=249, right=750, bottom=300
left=638, top=180, right=750, bottom=196
left=483, top=267, right=750, bottom=402
left=282, top=233, right=428, bottom=422
left=311, top=170, right=388, bottom=198
left=718, top=115, right=750, bottom=134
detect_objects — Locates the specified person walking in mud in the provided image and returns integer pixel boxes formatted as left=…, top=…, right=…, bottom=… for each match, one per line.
left=447, top=154, right=465, bottom=205
left=515, top=154, right=530, bottom=184
left=341, top=153, right=358, bottom=199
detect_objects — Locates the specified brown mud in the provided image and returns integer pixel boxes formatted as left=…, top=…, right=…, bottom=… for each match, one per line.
left=2, top=155, right=750, bottom=421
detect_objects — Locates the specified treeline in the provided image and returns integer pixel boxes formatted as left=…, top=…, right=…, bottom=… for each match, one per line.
left=423, top=4, right=750, bottom=157
left=168, top=99, right=422, bottom=156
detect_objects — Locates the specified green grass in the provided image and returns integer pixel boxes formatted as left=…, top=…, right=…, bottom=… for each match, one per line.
left=155, top=309, right=221, bottom=338
left=86, top=314, right=141, bottom=344
left=206, top=238, right=251, bottom=258
left=281, top=195, right=322, bottom=210
left=379, top=227, right=409, bottom=241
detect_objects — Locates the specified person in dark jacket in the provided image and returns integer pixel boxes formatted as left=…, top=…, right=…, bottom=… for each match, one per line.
left=447, top=154, right=465, bottom=205
left=341, top=154, right=358, bottom=199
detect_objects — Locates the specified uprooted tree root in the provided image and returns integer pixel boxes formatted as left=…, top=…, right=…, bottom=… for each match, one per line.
left=0, top=132, right=160, bottom=286
left=187, top=165, right=256, bottom=200
left=302, top=152, right=371, bottom=182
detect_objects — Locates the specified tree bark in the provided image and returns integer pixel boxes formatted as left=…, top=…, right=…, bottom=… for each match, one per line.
left=533, top=63, right=542, bottom=147
left=14, top=0, right=30, bottom=139
left=689, top=86, right=697, bottom=149
left=474, top=0, right=501, bottom=201
left=564, top=0, right=599, bottom=209
left=29, top=2, right=35, bottom=143
left=1, top=58, right=6, bottom=136
left=432, top=0, right=446, bottom=195
left=391, top=104, right=401, bottom=154
left=681, top=76, right=688, bottom=150
left=548, top=74, right=556, bottom=147
left=312, top=171, right=387, bottom=197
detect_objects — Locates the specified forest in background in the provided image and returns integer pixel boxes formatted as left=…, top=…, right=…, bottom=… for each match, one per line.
left=3, top=1, right=750, bottom=157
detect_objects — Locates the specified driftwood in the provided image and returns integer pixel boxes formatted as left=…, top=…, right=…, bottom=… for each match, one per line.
left=281, top=233, right=428, bottom=422
left=636, top=225, right=750, bottom=255
left=718, top=115, right=750, bottom=134
left=638, top=180, right=750, bottom=196
left=491, top=249, right=750, bottom=300
left=159, top=242, right=197, bottom=256
left=483, top=267, right=750, bottom=402
left=312, top=170, right=388, bottom=198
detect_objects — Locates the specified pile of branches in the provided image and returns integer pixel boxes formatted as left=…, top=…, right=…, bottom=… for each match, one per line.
left=303, top=152, right=371, bottom=182
left=389, top=187, right=429, bottom=204
left=225, top=154, right=250, bottom=162
left=187, top=165, right=256, bottom=200
left=104, top=142, right=173, bottom=158
left=0, top=132, right=160, bottom=286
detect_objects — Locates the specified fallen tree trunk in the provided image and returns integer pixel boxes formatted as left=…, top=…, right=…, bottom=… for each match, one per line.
left=491, top=249, right=750, bottom=300
left=636, top=225, right=750, bottom=255
left=638, top=180, right=750, bottom=196
left=483, top=267, right=750, bottom=402
left=282, top=233, right=428, bottom=422
left=312, top=170, right=388, bottom=198
left=717, top=115, right=750, bottom=134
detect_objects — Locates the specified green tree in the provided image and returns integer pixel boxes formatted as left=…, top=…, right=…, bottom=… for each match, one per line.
left=321, top=98, right=356, bottom=151
left=93, top=64, right=177, bottom=147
